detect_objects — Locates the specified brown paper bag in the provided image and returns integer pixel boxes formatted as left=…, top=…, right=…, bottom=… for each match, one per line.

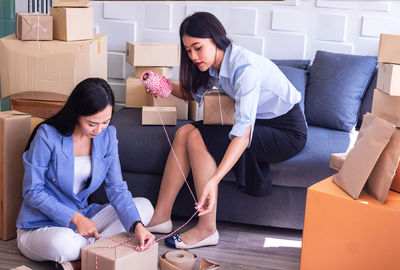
left=367, top=129, right=400, bottom=203
left=333, top=113, right=396, bottom=199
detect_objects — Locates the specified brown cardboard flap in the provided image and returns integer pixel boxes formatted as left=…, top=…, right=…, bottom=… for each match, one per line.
left=10, top=99, right=65, bottom=119
left=333, top=113, right=396, bottom=199
left=199, top=259, right=220, bottom=270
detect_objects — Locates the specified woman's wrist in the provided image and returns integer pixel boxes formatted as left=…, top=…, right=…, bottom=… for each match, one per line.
left=130, top=220, right=144, bottom=234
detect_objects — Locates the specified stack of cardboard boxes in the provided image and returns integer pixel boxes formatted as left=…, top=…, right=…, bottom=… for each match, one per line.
left=0, top=0, right=106, bottom=120
left=301, top=33, right=400, bottom=270
left=125, top=41, right=186, bottom=125
left=0, top=0, right=107, bottom=240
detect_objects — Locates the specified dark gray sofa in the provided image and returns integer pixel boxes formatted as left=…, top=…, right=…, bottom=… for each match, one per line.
left=91, top=55, right=377, bottom=230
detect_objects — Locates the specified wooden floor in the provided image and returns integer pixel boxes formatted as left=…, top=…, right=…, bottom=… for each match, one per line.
left=0, top=218, right=303, bottom=270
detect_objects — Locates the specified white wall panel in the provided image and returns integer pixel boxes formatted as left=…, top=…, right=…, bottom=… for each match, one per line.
left=144, top=3, right=172, bottom=30
left=103, top=1, right=139, bottom=21
left=316, top=13, right=347, bottom=42
left=227, top=8, right=257, bottom=36
left=99, top=20, right=136, bottom=51
left=229, top=35, right=264, bottom=55
left=272, top=9, right=308, bottom=33
left=265, top=32, right=306, bottom=59
left=362, top=15, right=400, bottom=37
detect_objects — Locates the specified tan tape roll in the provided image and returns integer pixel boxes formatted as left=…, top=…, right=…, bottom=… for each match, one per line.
left=164, top=250, right=197, bottom=270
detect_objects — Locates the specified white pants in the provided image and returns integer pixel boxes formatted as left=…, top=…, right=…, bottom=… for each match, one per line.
left=17, top=197, right=154, bottom=263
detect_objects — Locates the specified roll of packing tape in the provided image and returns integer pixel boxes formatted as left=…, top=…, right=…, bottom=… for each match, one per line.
left=164, top=250, right=197, bottom=270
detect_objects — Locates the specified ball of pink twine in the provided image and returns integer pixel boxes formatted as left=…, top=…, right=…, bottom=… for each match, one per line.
left=141, top=70, right=172, bottom=98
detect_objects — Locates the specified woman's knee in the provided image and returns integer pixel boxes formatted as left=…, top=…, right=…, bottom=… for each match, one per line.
left=50, top=232, right=87, bottom=263
left=174, top=124, right=195, bottom=146
left=187, top=128, right=204, bottom=151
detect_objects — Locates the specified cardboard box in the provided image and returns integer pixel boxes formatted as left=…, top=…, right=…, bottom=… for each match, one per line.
left=189, top=100, right=203, bottom=121
left=377, top=62, right=400, bottom=96
left=329, top=152, right=347, bottom=171
left=52, top=0, right=91, bottom=7
left=31, top=117, right=45, bottom=132
left=10, top=99, right=65, bottom=119
left=81, top=232, right=158, bottom=270
left=0, top=111, right=31, bottom=240
left=134, top=66, right=173, bottom=79
left=0, top=34, right=107, bottom=101
left=125, top=77, right=151, bottom=108
left=15, top=13, right=52, bottom=41
left=300, top=177, right=400, bottom=270
left=50, top=7, right=93, bottom=41
left=148, top=94, right=188, bottom=120
left=378, top=33, right=400, bottom=65
left=142, top=106, right=176, bottom=126
left=371, top=88, right=400, bottom=126
left=203, top=92, right=235, bottom=125
left=126, top=42, right=180, bottom=67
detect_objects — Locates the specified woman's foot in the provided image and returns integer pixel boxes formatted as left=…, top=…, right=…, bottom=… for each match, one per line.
left=146, top=219, right=173, bottom=234
left=165, top=227, right=219, bottom=249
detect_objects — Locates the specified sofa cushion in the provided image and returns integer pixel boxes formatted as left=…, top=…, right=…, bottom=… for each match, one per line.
left=269, top=125, right=358, bottom=188
left=357, top=68, right=377, bottom=129
left=272, top=59, right=311, bottom=70
left=111, top=108, right=191, bottom=175
left=305, top=51, right=377, bottom=131
left=278, top=66, right=308, bottom=113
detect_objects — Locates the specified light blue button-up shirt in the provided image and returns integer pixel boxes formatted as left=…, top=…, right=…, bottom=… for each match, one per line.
left=193, top=43, right=301, bottom=146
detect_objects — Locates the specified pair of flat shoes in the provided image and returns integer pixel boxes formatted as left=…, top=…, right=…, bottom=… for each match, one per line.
left=146, top=220, right=219, bottom=249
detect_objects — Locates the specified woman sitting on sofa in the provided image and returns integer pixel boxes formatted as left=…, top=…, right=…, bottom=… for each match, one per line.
left=145, top=12, right=307, bottom=249
left=16, top=78, right=155, bottom=270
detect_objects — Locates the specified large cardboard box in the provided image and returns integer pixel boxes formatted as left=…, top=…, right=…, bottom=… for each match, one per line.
left=50, top=7, right=93, bottom=41
left=148, top=94, right=188, bottom=120
left=126, top=42, right=180, bottom=67
left=10, top=99, right=64, bottom=119
left=134, top=66, right=173, bottom=79
left=300, top=177, right=400, bottom=270
left=371, top=88, right=400, bottom=126
left=52, top=0, right=91, bottom=7
left=125, top=77, right=151, bottom=108
left=377, top=62, right=400, bottom=96
left=0, top=111, right=31, bottom=240
left=81, top=232, right=158, bottom=270
left=142, top=106, right=176, bottom=126
left=378, top=33, right=400, bottom=65
left=203, top=92, right=234, bottom=125
left=31, top=117, right=45, bottom=132
left=15, top=13, right=52, bottom=41
left=0, top=34, right=107, bottom=101
left=189, top=100, right=203, bottom=121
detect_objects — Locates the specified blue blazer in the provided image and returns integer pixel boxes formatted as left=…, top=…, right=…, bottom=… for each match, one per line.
left=16, top=124, right=141, bottom=231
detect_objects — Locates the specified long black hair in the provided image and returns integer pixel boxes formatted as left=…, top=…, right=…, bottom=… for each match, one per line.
left=179, top=12, right=231, bottom=98
left=25, top=77, right=115, bottom=151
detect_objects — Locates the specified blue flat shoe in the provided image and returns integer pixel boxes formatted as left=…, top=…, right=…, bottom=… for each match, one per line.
left=164, top=231, right=219, bottom=249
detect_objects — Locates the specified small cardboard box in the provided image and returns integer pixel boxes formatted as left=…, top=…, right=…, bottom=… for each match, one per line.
left=125, top=77, right=151, bottom=108
left=15, top=13, right=52, bottom=41
left=0, top=34, right=107, bottom=101
left=189, top=100, right=203, bottom=121
left=81, top=233, right=158, bottom=270
left=377, top=62, right=400, bottom=96
left=134, top=67, right=174, bottom=79
left=0, top=111, right=31, bottom=240
left=31, top=117, right=45, bottom=132
left=329, top=152, right=347, bottom=171
left=148, top=94, right=188, bottom=120
left=52, top=0, right=91, bottom=7
left=10, top=99, right=65, bottom=119
left=50, top=7, right=93, bottom=41
left=142, top=106, right=176, bottom=126
left=371, top=88, right=400, bottom=126
left=203, top=92, right=234, bottom=125
left=126, top=42, right=180, bottom=67
left=378, top=33, right=400, bottom=65
left=300, top=177, right=400, bottom=270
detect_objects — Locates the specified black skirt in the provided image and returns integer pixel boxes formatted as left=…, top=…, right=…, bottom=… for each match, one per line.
left=191, top=103, right=307, bottom=196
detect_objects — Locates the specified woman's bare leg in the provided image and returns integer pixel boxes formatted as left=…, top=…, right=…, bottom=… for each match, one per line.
left=147, top=124, right=196, bottom=226
left=179, top=128, right=218, bottom=244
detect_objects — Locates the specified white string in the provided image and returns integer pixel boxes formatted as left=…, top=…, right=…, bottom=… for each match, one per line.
left=217, top=92, right=224, bottom=126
